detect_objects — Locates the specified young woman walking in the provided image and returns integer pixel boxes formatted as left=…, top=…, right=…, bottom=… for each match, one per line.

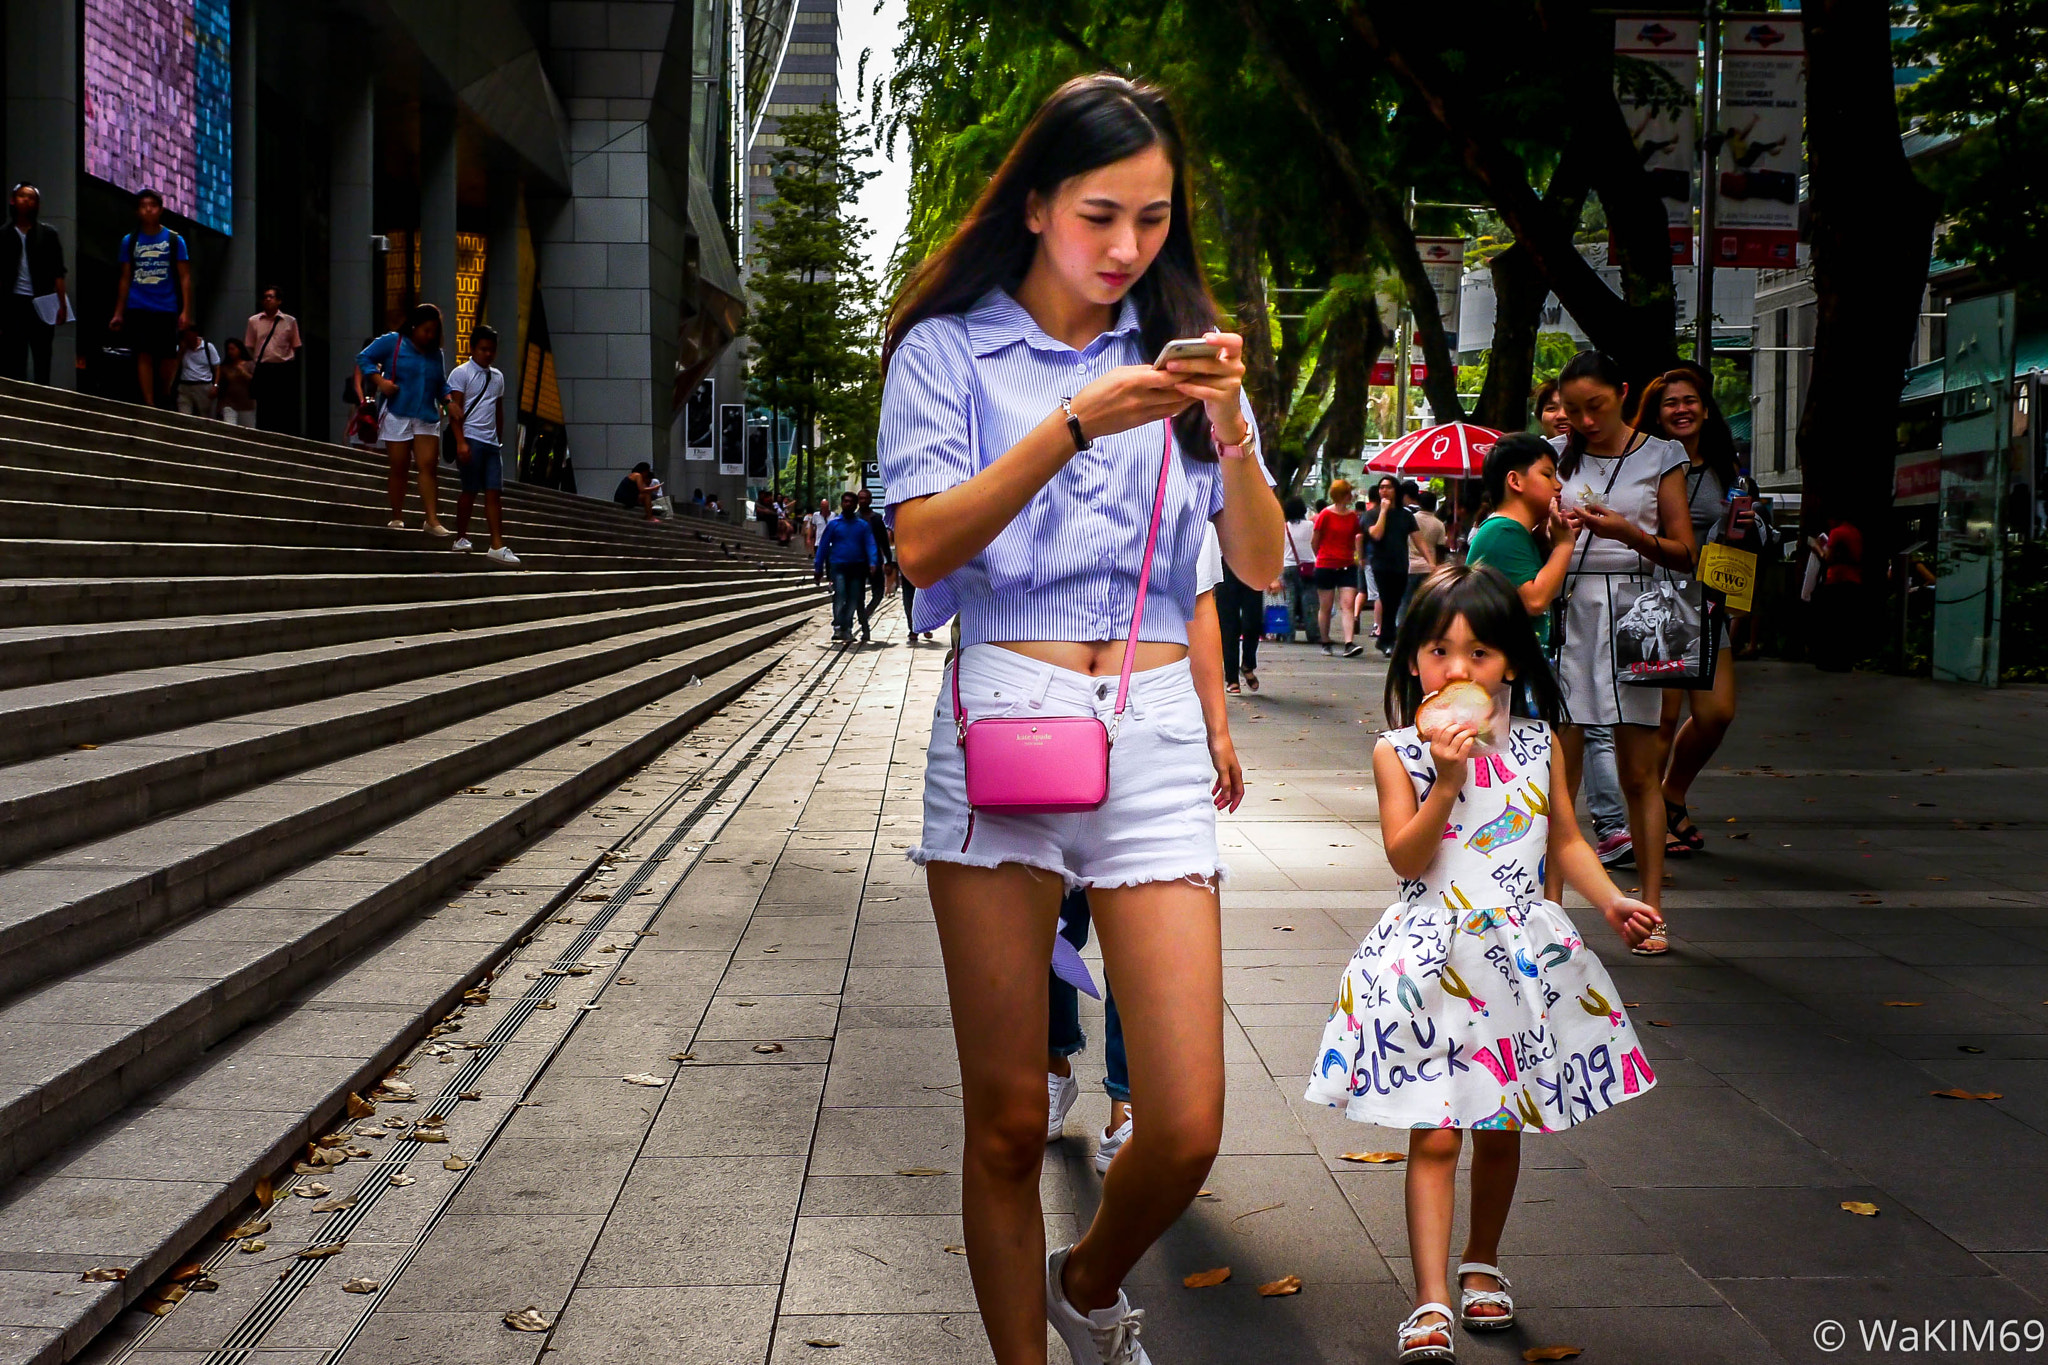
left=880, top=74, right=1283, bottom=1365
left=1312, top=479, right=1364, bottom=657
left=1547, top=352, right=1695, bottom=954
left=357, top=304, right=453, bottom=536
left=1633, top=368, right=1757, bottom=857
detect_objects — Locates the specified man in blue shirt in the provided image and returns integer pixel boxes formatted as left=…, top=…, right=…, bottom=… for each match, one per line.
left=109, top=189, right=191, bottom=409
left=813, top=490, right=878, bottom=643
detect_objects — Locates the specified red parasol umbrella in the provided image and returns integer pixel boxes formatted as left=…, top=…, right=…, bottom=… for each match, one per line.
left=1366, top=422, right=1505, bottom=478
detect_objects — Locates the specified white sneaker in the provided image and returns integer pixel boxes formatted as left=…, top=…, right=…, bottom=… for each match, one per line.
left=450, top=536, right=473, bottom=552
left=1047, top=1071, right=1079, bottom=1142
left=1092, top=1113, right=1132, bottom=1175
left=484, top=545, right=521, bottom=566
left=385, top=519, right=405, bottom=530
left=1046, top=1246, right=1150, bottom=1365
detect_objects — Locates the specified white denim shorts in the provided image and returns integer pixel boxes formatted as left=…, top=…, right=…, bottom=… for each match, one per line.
left=914, top=646, right=1223, bottom=890
left=379, top=411, right=442, bottom=444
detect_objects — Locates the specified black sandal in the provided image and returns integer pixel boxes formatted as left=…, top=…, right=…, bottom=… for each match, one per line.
left=1665, top=799, right=1705, bottom=855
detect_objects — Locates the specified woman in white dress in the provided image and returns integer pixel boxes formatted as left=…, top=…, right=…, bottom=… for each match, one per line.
left=1546, top=352, right=1695, bottom=955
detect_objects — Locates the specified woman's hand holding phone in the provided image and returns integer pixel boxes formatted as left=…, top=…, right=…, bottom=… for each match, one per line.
left=1159, top=331, right=1248, bottom=441
left=1067, top=365, right=1195, bottom=442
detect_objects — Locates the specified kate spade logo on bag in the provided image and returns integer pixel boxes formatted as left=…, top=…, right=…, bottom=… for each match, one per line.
left=1012, top=728, right=1048, bottom=746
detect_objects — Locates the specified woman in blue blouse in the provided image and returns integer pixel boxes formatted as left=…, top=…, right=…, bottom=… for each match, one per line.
left=880, top=75, right=1283, bottom=1365
left=356, top=304, right=453, bottom=536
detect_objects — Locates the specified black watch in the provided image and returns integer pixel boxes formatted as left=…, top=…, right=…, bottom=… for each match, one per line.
left=1059, top=397, right=1090, bottom=452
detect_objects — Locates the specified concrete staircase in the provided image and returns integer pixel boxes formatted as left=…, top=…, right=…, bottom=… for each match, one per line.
left=0, top=380, right=825, bottom=1362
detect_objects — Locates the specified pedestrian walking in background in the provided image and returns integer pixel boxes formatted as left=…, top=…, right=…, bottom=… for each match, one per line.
left=445, top=323, right=518, bottom=565
left=1216, top=561, right=1264, bottom=693
left=173, top=324, right=219, bottom=417
left=880, top=72, right=1282, bottom=1365
left=244, top=286, right=304, bottom=435
left=1365, top=474, right=1418, bottom=654
left=215, top=338, right=257, bottom=426
left=1635, top=367, right=1756, bottom=857
left=1811, top=514, right=1864, bottom=672
left=857, top=488, right=893, bottom=627
left=804, top=496, right=830, bottom=556
left=1048, top=521, right=1243, bottom=1168
left=1548, top=351, right=1697, bottom=953
left=1307, top=565, right=1661, bottom=1364
left=1, top=183, right=68, bottom=385
left=357, top=303, right=453, bottom=537
left=1280, top=494, right=1319, bottom=644
left=1313, top=479, right=1364, bottom=657
left=813, top=490, right=876, bottom=642
left=1406, top=485, right=1447, bottom=620
left=109, top=189, right=191, bottom=409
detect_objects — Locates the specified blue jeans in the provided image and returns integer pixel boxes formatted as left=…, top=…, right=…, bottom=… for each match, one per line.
left=1047, top=888, right=1128, bottom=1101
left=1582, top=725, right=1629, bottom=841
left=828, top=565, right=870, bottom=637
left=1282, top=566, right=1318, bottom=643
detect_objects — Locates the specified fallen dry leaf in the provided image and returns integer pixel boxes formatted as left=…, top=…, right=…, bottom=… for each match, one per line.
left=804, top=1340, right=842, bottom=1349
left=1647, top=1019, right=1674, bottom=1027
left=239, top=1239, right=267, bottom=1253
left=669, top=1052, right=696, bottom=1062
left=409, top=1128, right=449, bottom=1143
left=1338, top=1152, right=1405, bottom=1164
left=342, top=1278, right=380, bottom=1294
left=309, top=1196, right=356, bottom=1214
left=622, top=1074, right=666, bottom=1087
left=1930, top=1088, right=2003, bottom=1101
left=79, top=1267, right=127, bottom=1282
left=458, top=1090, right=482, bottom=1102
left=346, top=1092, right=376, bottom=1119
left=1182, top=1267, right=1232, bottom=1289
left=1883, top=1001, right=1926, bottom=1007
left=504, top=1306, right=552, bottom=1332
left=754, top=1043, right=784, bottom=1054
left=941, top=1245, right=966, bottom=1256
left=1257, top=1274, right=1302, bottom=1297
left=225, top=1217, right=270, bottom=1240
left=444, top=1156, right=471, bottom=1171
left=1523, top=1348, right=1583, bottom=1363
left=255, top=1177, right=273, bottom=1207
left=388, top=1173, right=416, bottom=1187
left=1841, top=1201, right=1880, bottom=1216
left=896, top=1167, right=946, bottom=1177
left=1196, top=1188, right=1217, bottom=1199
left=292, top=1183, right=331, bottom=1198
left=298, top=1241, right=347, bottom=1260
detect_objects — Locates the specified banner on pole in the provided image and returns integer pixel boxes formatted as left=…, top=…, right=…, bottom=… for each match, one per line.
left=1415, top=237, right=1465, bottom=352
left=1614, top=19, right=1699, bottom=266
left=718, top=403, right=745, bottom=476
left=1712, top=18, right=1804, bottom=268
left=684, top=379, right=716, bottom=462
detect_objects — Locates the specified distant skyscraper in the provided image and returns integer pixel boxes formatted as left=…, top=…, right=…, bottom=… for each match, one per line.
left=744, top=0, right=838, bottom=267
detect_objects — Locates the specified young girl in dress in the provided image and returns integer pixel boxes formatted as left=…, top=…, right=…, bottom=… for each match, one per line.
left=1306, top=564, right=1663, bottom=1364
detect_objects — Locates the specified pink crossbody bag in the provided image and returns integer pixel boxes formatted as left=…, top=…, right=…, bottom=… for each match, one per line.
left=950, top=422, right=1174, bottom=836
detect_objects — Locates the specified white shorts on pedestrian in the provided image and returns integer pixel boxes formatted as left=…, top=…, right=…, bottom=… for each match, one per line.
left=379, top=411, right=441, bottom=444
left=914, top=646, right=1223, bottom=890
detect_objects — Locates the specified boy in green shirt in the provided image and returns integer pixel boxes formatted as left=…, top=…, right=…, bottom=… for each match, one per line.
left=1466, top=432, right=1578, bottom=646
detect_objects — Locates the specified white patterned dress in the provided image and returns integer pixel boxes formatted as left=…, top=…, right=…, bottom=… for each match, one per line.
left=1304, top=719, right=1656, bottom=1131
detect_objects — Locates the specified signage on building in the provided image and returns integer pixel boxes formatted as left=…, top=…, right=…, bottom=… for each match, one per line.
left=685, top=379, right=716, bottom=462
left=1893, top=450, right=1941, bottom=507
left=1615, top=18, right=1700, bottom=265
left=1712, top=19, right=1805, bottom=268
left=718, top=403, right=745, bottom=476
left=1371, top=362, right=1436, bottom=387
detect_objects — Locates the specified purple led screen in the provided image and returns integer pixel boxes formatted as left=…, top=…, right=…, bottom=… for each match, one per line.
left=83, top=0, right=233, bottom=234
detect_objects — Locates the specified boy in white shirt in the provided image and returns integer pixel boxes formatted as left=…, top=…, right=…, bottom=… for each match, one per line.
left=445, top=325, right=517, bottom=565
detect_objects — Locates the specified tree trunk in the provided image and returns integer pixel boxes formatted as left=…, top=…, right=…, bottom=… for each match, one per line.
left=1472, top=243, right=1550, bottom=432
left=1796, top=0, right=1936, bottom=552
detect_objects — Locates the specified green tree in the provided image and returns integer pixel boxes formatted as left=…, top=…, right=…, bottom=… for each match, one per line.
left=747, top=104, right=882, bottom=503
left=1898, top=0, right=2048, bottom=308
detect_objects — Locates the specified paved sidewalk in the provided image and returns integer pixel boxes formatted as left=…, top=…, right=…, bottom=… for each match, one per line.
left=99, top=621, right=2048, bottom=1365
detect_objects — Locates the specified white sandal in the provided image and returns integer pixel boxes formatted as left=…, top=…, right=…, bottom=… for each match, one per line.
left=1456, top=1262, right=1515, bottom=1331
left=1397, top=1302, right=1457, bottom=1362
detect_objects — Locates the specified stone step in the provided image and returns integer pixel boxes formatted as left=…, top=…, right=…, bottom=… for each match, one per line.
left=0, top=642, right=787, bottom=1213
left=0, top=594, right=821, bottom=870
left=0, top=567, right=749, bottom=629
left=0, top=578, right=822, bottom=764
left=0, top=570, right=809, bottom=687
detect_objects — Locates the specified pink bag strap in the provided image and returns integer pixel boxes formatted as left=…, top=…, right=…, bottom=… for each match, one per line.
left=954, top=419, right=1176, bottom=746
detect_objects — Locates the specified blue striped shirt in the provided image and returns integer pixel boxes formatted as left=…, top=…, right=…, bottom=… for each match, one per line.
left=878, top=289, right=1266, bottom=646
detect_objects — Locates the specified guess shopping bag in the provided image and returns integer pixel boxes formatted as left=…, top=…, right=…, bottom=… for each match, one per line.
left=1611, top=573, right=1718, bottom=690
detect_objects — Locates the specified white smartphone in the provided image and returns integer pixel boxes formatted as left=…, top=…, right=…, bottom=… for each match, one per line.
left=1153, top=337, right=1221, bottom=368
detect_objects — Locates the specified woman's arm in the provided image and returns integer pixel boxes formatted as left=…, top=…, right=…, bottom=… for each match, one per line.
left=1545, top=743, right=1661, bottom=946
left=1187, top=592, right=1244, bottom=811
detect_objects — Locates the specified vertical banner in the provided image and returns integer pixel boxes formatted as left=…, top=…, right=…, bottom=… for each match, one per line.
left=746, top=423, right=770, bottom=480
left=1713, top=18, right=1804, bottom=268
left=685, top=379, right=716, bottom=462
left=1415, top=237, right=1465, bottom=353
left=1614, top=19, right=1700, bottom=266
left=718, top=403, right=745, bottom=476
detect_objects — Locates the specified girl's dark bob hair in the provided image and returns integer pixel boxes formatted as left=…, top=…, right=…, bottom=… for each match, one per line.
left=883, top=73, right=1219, bottom=459
left=1383, top=563, right=1567, bottom=730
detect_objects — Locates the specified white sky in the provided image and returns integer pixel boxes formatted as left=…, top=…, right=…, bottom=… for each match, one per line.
left=839, top=0, right=912, bottom=285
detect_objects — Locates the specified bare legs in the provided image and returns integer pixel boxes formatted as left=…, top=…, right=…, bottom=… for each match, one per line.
left=1406, top=1127, right=1521, bottom=1347
left=384, top=436, right=446, bottom=532
left=1660, top=660, right=1738, bottom=810
left=455, top=489, right=505, bottom=549
left=1317, top=584, right=1357, bottom=648
left=928, top=863, right=1224, bottom=1364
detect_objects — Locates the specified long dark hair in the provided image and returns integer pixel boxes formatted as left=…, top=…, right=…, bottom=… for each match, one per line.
left=883, top=74, right=1219, bottom=458
left=1383, top=564, right=1566, bottom=729
left=1635, top=367, right=1739, bottom=493
left=1554, top=350, right=1629, bottom=481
